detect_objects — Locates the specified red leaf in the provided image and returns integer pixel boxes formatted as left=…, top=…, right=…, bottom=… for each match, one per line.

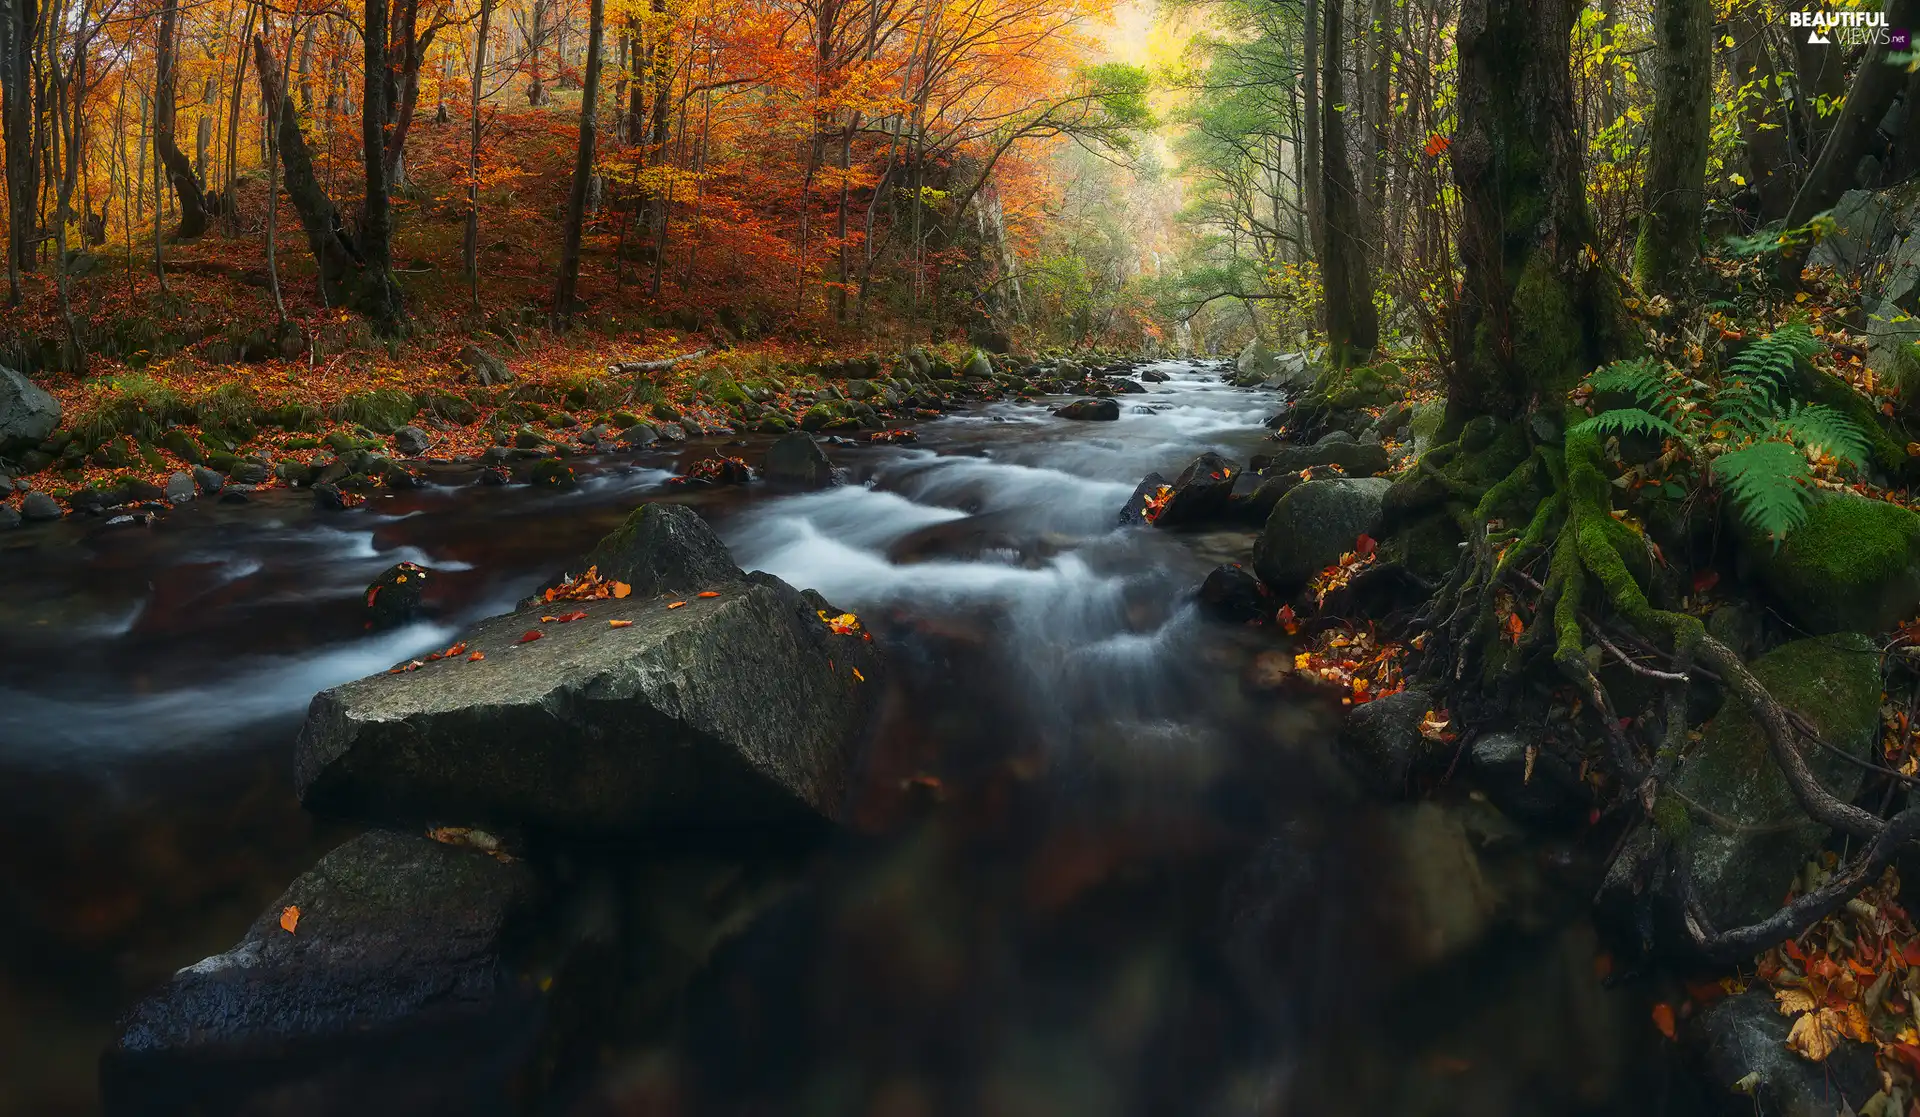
left=1354, top=533, right=1377, bottom=557
left=1691, top=570, right=1719, bottom=595
left=517, top=630, right=544, bottom=643
left=1651, top=1002, right=1677, bottom=1040
left=556, top=610, right=588, bottom=622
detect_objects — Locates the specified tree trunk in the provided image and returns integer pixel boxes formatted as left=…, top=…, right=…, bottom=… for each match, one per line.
left=552, top=0, right=604, bottom=324
left=1450, top=0, right=1633, bottom=422
left=1632, top=0, right=1712, bottom=293
left=1, top=0, right=40, bottom=301
left=1301, top=0, right=1324, bottom=266
left=1320, top=0, right=1378, bottom=365
left=464, top=0, right=492, bottom=309
left=1364, top=0, right=1391, bottom=225
left=357, top=0, right=406, bottom=329
left=1778, top=0, right=1920, bottom=285
left=154, top=0, right=209, bottom=238
left=1731, top=14, right=1791, bottom=223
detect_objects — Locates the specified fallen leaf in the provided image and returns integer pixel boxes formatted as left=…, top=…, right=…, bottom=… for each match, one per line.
left=852, top=667, right=865, bottom=682
left=279, top=905, right=300, bottom=934
left=608, top=619, right=633, bottom=628
left=468, top=651, right=486, bottom=661
left=1786, top=1007, right=1843, bottom=1061
left=612, top=582, right=632, bottom=598
left=667, top=600, right=687, bottom=609
left=541, top=615, right=558, bottom=623
left=696, top=591, right=720, bottom=598
left=518, top=630, right=544, bottom=643
left=556, top=610, right=588, bottom=622
left=1651, top=1002, right=1677, bottom=1040
left=1775, top=987, right=1817, bottom=1016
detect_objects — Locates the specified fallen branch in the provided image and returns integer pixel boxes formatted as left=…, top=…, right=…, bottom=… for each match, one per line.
left=609, top=348, right=708, bottom=375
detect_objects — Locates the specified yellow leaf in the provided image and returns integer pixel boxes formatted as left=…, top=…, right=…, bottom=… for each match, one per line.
left=1775, top=987, right=1817, bottom=1016
left=612, top=581, right=632, bottom=599
left=1786, top=1008, right=1843, bottom=1061
left=1795, top=292, right=1810, bottom=303
left=280, top=905, right=301, bottom=934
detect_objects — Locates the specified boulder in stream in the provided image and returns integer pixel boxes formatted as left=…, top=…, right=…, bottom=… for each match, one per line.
left=364, top=562, right=433, bottom=630
left=1054, top=398, right=1119, bottom=421
left=1252, top=477, right=1391, bottom=590
left=105, top=830, right=543, bottom=1114
left=1117, top=471, right=1168, bottom=526
left=1151, top=452, right=1240, bottom=528
left=762, top=431, right=836, bottom=488
left=1692, top=988, right=1880, bottom=1117
left=297, top=504, right=881, bottom=835
left=1257, top=440, right=1390, bottom=478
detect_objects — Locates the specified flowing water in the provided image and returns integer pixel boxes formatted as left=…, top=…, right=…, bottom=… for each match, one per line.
left=0, top=362, right=1693, bottom=1115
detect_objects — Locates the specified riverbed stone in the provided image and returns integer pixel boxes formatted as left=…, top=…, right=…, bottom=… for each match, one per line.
left=1153, top=451, right=1240, bottom=527
left=192, top=465, right=224, bottom=495
left=762, top=432, right=835, bottom=488
left=0, top=365, right=59, bottom=452
left=20, top=490, right=60, bottom=521
left=365, top=562, right=433, bottom=630
left=1692, top=988, right=1880, bottom=1117
left=104, top=831, right=541, bottom=1110
left=1252, top=477, right=1391, bottom=590
left=1197, top=563, right=1268, bottom=624
left=1748, top=495, right=1920, bottom=635
left=1468, top=730, right=1587, bottom=828
left=1672, top=632, right=1882, bottom=930
left=1054, top=398, right=1119, bottom=421
left=0, top=504, right=17, bottom=530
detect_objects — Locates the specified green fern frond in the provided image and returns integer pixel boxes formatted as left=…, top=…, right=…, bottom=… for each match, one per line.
left=1769, top=401, right=1870, bottom=469
left=1724, top=321, right=1820, bottom=404
left=1574, top=407, right=1685, bottom=442
left=1713, top=380, right=1777, bottom=439
left=1711, top=440, right=1816, bottom=539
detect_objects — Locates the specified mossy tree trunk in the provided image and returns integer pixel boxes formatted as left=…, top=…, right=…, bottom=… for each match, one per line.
left=1632, top=0, right=1711, bottom=293
left=1730, top=11, right=1790, bottom=223
left=1448, top=0, right=1632, bottom=424
left=1319, top=0, right=1378, bottom=366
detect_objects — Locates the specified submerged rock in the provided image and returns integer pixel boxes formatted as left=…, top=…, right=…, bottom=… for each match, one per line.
left=1336, top=688, right=1434, bottom=797
left=1197, top=563, right=1268, bottom=624
left=1672, top=633, right=1881, bottom=930
left=1257, top=440, right=1390, bottom=478
left=1252, top=477, right=1391, bottom=590
left=762, top=431, right=836, bottom=488
left=105, top=831, right=541, bottom=1113
left=297, top=505, right=880, bottom=835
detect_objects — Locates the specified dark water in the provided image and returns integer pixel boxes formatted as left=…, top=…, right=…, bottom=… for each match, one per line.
left=0, top=363, right=1690, bottom=1116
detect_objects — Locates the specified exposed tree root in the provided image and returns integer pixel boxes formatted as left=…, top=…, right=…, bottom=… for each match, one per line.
left=1408, top=418, right=1905, bottom=959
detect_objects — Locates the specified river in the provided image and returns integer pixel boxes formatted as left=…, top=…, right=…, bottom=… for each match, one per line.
left=0, top=361, right=1692, bottom=1115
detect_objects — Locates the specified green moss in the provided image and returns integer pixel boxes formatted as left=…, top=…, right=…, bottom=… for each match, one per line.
left=1801, top=367, right=1904, bottom=475
left=1752, top=495, right=1920, bottom=634
left=529, top=457, right=576, bottom=489
left=1511, top=252, right=1582, bottom=402
left=1651, top=793, right=1692, bottom=843
left=74, top=375, right=190, bottom=446
left=332, top=389, right=418, bottom=435
left=265, top=402, right=323, bottom=431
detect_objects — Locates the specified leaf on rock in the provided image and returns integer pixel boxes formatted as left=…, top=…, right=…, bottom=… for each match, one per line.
left=609, top=619, right=633, bottom=627
left=468, top=650, right=485, bottom=661
left=1651, top=1002, right=1677, bottom=1040
left=517, top=630, right=544, bottom=643
left=1786, top=1008, right=1843, bottom=1061
left=1775, top=988, right=1817, bottom=1016
left=279, top=905, right=300, bottom=934
left=668, top=600, right=687, bottom=609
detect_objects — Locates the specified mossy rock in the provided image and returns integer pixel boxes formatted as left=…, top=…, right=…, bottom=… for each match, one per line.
left=139, top=443, right=167, bottom=471
left=284, top=437, right=322, bottom=452
left=528, top=457, right=576, bottom=490
left=159, top=428, right=204, bottom=464
left=91, top=436, right=137, bottom=469
left=266, top=403, right=324, bottom=431
left=1672, top=632, right=1881, bottom=929
left=332, top=389, right=418, bottom=435
left=1749, top=496, right=1920, bottom=635
left=610, top=411, right=640, bottom=429
left=1409, top=400, right=1447, bottom=456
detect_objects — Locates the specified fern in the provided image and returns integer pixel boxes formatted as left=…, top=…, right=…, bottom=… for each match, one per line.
left=1588, top=356, right=1685, bottom=422
left=1573, top=322, right=1871, bottom=543
left=1711, top=441, right=1818, bottom=539
left=1575, top=407, right=1685, bottom=441
left=1769, top=402, right=1870, bottom=469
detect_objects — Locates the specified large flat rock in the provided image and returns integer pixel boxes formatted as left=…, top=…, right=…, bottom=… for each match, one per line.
left=295, top=571, right=882, bottom=834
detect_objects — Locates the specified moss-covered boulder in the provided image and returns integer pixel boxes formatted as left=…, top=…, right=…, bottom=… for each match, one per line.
left=1671, top=632, right=1882, bottom=929
left=1749, top=496, right=1920, bottom=635
left=1253, top=477, right=1391, bottom=590
left=528, top=457, right=576, bottom=490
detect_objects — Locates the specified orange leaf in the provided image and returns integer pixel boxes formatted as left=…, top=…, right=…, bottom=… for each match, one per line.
left=518, top=630, right=544, bottom=643
left=557, top=610, right=588, bottom=622
left=1505, top=612, right=1524, bottom=643
left=612, top=582, right=632, bottom=598
left=667, top=600, right=687, bottom=609
left=446, top=642, right=467, bottom=657
left=279, top=905, right=300, bottom=934
left=608, top=619, right=633, bottom=628
left=852, top=667, right=865, bottom=682
left=1650, top=1002, right=1677, bottom=1040
left=468, top=651, right=486, bottom=661
left=541, top=615, right=558, bottom=623
left=697, top=591, right=720, bottom=598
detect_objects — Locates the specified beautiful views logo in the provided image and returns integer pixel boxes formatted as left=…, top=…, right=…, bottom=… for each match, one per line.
left=1789, top=9, right=1902, bottom=46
